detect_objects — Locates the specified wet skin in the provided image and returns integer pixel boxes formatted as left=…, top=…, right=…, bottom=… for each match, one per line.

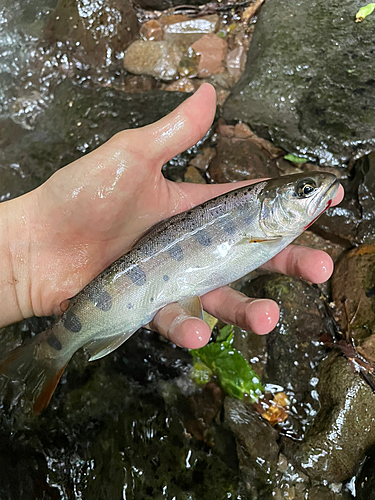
left=0, top=83, right=344, bottom=348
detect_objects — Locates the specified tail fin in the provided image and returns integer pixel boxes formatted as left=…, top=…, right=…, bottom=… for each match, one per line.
left=0, top=339, right=68, bottom=415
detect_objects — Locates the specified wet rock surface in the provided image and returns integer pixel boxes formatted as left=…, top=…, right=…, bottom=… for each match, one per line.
left=239, top=274, right=332, bottom=440
left=223, top=0, right=375, bottom=166
left=287, top=353, right=375, bottom=483
left=207, top=121, right=287, bottom=183
left=44, top=0, right=139, bottom=67
left=357, top=446, right=375, bottom=500
left=332, top=244, right=375, bottom=365
left=0, top=325, right=243, bottom=499
left=124, top=40, right=183, bottom=81
left=0, top=82, right=190, bottom=200
left=224, top=398, right=279, bottom=498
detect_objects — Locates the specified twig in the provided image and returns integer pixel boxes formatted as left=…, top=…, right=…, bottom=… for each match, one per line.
left=242, top=0, right=266, bottom=21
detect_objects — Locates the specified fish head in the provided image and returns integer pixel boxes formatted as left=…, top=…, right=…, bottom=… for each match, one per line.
left=259, top=172, right=339, bottom=236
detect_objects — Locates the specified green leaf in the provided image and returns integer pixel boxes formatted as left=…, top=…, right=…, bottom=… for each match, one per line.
left=284, top=153, right=308, bottom=164
left=216, top=324, right=234, bottom=342
left=356, top=3, right=375, bottom=22
left=190, top=328, right=264, bottom=401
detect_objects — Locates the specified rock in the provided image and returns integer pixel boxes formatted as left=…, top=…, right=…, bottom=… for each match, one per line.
left=332, top=244, right=375, bottom=363
left=307, top=486, right=352, bottom=500
left=124, top=40, right=183, bottom=81
left=224, top=398, right=279, bottom=497
left=163, top=14, right=219, bottom=36
left=223, top=0, right=375, bottom=166
left=0, top=82, right=190, bottom=200
left=287, top=354, right=375, bottom=483
left=226, top=45, right=246, bottom=80
left=207, top=121, right=286, bottom=183
left=183, top=165, right=206, bottom=183
left=294, top=230, right=345, bottom=262
left=189, top=146, right=216, bottom=171
left=191, top=33, right=227, bottom=77
left=239, top=275, right=333, bottom=440
left=355, top=152, right=375, bottom=245
left=133, top=0, right=212, bottom=11
left=177, top=52, right=199, bottom=78
left=140, top=20, right=164, bottom=41
left=357, top=446, right=375, bottom=500
left=165, top=77, right=198, bottom=93
left=44, top=0, right=138, bottom=68
left=161, top=14, right=220, bottom=49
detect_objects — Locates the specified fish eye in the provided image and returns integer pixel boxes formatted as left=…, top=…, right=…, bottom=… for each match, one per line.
left=295, top=178, right=317, bottom=198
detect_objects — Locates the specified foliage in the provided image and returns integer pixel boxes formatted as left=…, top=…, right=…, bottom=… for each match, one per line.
left=190, top=325, right=264, bottom=401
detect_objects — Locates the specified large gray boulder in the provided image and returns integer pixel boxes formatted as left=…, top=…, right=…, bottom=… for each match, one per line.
left=223, top=0, right=375, bottom=166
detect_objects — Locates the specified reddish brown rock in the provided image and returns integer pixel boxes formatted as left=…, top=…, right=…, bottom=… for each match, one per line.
left=44, top=0, right=138, bottom=67
left=207, top=121, right=288, bottom=183
left=140, top=20, right=164, bottom=41
left=191, top=34, right=227, bottom=77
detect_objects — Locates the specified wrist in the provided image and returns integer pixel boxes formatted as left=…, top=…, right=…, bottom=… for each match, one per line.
left=0, top=194, right=34, bottom=327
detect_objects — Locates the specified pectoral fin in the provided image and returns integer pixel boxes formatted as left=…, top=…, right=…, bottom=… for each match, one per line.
left=245, top=235, right=283, bottom=244
left=178, top=296, right=203, bottom=319
left=85, top=332, right=135, bottom=362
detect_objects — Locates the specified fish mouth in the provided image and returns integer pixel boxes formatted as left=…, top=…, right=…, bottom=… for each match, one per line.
left=323, top=176, right=339, bottom=200
left=307, top=176, right=339, bottom=219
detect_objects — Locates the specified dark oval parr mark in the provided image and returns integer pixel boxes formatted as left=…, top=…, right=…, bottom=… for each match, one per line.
left=63, top=311, right=82, bottom=333
left=221, top=220, right=236, bottom=235
left=126, top=265, right=147, bottom=286
left=168, top=243, right=184, bottom=261
left=193, top=230, right=211, bottom=247
left=46, top=333, right=62, bottom=351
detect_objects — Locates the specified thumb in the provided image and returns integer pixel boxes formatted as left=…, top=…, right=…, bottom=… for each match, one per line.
left=142, top=83, right=217, bottom=165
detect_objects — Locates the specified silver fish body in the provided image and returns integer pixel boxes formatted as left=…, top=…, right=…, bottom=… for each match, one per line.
left=0, top=172, right=339, bottom=413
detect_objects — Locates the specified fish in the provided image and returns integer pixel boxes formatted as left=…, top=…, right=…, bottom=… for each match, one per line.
left=0, top=172, right=339, bottom=414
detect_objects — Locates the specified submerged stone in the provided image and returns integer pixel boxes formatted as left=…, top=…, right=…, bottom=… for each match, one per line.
left=332, top=244, right=375, bottom=363
left=239, top=274, right=332, bottom=440
left=124, top=40, right=183, bottom=81
left=287, top=353, right=375, bottom=483
left=0, top=82, right=190, bottom=200
left=44, top=0, right=139, bottom=67
left=223, top=0, right=375, bottom=166
left=207, top=121, right=284, bottom=183
left=224, top=398, right=279, bottom=498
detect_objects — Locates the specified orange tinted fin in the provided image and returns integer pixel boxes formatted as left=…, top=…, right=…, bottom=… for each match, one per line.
left=248, top=236, right=282, bottom=243
left=32, top=363, right=68, bottom=415
left=0, top=337, right=70, bottom=415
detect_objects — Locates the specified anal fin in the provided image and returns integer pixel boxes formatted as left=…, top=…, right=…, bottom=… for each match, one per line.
left=85, top=332, right=135, bottom=362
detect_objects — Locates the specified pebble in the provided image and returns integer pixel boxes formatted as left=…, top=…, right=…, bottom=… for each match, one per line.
left=226, top=45, right=246, bottom=79
left=163, top=15, right=219, bottom=35
left=164, top=77, right=197, bottom=93
left=124, top=40, right=182, bottom=81
left=140, top=20, right=164, bottom=41
left=191, top=34, right=227, bottom=77
left=183, top=166, right=206, bottom=184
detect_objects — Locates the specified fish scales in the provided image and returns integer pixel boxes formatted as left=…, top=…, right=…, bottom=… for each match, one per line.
left=0, top=173, right=339, bottom=414
left=60, top=182, right=266, bottom=353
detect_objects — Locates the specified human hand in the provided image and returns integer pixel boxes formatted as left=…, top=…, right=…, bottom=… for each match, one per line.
left=0, top=83, right=344, bottom=348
